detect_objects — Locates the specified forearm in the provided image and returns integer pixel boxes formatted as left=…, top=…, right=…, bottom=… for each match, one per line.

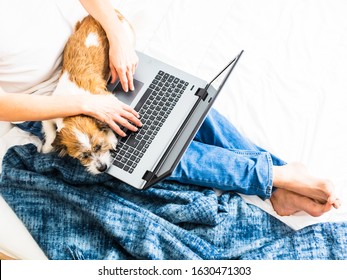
left=79, top=0, right=123, bottom=42
left=0, top=93, right=84, bottom=122
left=79, top=0, right=137, bottom=92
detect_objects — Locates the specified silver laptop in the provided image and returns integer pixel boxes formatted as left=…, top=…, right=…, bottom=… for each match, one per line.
left=106, top=50, right=243, bottom=189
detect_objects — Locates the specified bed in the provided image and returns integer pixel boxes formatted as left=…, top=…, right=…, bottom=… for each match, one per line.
left=1, top=0, right=347, bottom=260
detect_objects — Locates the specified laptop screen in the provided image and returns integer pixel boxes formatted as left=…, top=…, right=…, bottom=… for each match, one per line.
left=205, top=50, right=244, bottom=92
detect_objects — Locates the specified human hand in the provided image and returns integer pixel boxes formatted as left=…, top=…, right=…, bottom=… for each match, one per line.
left=83, top=94, right=142, bottom=137
left=108, top=28, right=138, bottom=93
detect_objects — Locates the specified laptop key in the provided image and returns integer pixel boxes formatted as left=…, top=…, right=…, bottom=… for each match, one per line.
left=137, top=140, right=146, bottom=151
left=126, top=136, right=140, bottom=148
left=113, top=161, right=124, bottom=169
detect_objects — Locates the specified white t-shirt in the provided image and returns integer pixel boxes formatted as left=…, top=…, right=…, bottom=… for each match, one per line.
left=0, top=0, right=87, bottom=95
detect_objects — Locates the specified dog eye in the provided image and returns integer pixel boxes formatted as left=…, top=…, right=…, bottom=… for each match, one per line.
left=94, top=145, right=102, bottom=152
left=80, top=152, right=90, bottom=160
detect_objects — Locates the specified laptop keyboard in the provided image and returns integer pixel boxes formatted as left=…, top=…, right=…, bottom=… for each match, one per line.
left=112, top=70, right=189, bottom=174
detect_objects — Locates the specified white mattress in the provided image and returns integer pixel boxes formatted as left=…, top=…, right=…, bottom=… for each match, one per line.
left=1, top=0, right=347, bottom=259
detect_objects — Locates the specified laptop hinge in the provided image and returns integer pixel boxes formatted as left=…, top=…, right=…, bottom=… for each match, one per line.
left=142, top=170, right=158, bottom=182
left=195, top=87, right=208, bottom=101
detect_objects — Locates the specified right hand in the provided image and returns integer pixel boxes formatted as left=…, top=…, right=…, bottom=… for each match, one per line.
left=108, top=39, right=139, bottom=93
left=83, top=93, right=142, bottom=137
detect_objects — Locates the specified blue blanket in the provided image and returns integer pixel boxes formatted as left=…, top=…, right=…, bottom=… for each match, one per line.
left=1, top=144, right=347, bottom=259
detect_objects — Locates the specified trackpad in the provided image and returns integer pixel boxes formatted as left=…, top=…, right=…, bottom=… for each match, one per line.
left=107, top=79, right=144, bottom=105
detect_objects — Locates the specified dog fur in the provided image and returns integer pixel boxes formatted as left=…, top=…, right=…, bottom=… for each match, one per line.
left=42, top=11, right=133, bottom=174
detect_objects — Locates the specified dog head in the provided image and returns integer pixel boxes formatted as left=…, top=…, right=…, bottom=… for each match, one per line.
left=53, top=116, right=117, bottom=174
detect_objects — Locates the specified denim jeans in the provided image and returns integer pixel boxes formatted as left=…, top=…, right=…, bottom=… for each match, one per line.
left=16, top=108, right=285, bottom=199
left=168, top=108, right=286, bottom=198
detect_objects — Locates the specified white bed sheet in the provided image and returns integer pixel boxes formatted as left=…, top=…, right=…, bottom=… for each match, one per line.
left=1, top=0, right=347, bottom=259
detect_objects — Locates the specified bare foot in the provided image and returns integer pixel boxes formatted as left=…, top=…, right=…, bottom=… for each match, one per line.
left=273, top=162, right=339, bottom=208
left=270, top=188, right=338, bottom=217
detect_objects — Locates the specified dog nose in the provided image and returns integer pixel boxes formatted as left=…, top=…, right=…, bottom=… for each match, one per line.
left=97, top=163, right=108, bottom=173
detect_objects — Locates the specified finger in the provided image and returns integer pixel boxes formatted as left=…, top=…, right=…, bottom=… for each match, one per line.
left=127, top=70, right=135, bottom=91
left=118, top=70, right=129, bottom=92
left=113, top=115, right=139, bottom=132
left=121, top=103, right=140, bottom=119
left=105, top=119, right=126, bottom=137
left=121, top=110, right=142, bottom=127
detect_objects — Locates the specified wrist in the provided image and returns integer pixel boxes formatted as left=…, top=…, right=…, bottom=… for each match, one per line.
left=100, top=12, right=123, bottom=41
left=79, top=94, right=94, bottom=117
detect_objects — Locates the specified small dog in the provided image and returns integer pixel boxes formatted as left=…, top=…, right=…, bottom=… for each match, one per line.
left=42, top=11, right=134, bottom=174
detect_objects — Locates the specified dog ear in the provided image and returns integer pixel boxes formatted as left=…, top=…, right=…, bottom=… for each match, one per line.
left=95, top=120, right=110, bottom=132
left=52, top=132, right=68, bottom=157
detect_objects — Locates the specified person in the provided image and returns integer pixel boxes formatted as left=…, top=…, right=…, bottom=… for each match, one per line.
left=0, top=0, right=141, bottom=137
left=0, top=0, right=340, bottom=224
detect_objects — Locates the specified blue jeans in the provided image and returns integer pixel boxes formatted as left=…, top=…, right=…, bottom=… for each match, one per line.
left=16, top=108, right=285, bottom=198
left=168, top=108, right=286, bottom=198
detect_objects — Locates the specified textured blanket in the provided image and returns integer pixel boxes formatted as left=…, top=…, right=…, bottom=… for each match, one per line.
left=0, top=144, right=347, bottom=260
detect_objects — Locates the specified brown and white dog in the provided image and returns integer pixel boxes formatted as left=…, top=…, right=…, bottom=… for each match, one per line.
left=42, top=11, right=134, bottom=174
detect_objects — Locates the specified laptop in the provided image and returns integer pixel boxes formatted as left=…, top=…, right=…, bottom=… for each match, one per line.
left=106, top=50, right=244, bottom=189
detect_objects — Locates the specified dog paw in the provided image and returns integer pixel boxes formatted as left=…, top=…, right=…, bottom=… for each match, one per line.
left=41, top=142, right=53, bottom=154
